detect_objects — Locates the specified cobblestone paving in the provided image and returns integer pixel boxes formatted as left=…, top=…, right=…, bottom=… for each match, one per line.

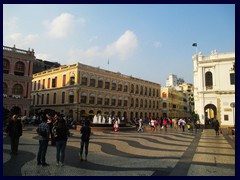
left=3, top=126, right=235, bottom=176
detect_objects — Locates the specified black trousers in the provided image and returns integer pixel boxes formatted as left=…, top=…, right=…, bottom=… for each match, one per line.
left=10, top=136, right=20, bottom=154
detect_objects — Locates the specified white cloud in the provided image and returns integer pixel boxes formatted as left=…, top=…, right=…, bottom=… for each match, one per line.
left=6, top=33, right=39, bottom=48
left=46, top=13, right=75, bottom=39
left=105, top=30, right=138, bottom=60
left=67, top=30, right=138, bottom=65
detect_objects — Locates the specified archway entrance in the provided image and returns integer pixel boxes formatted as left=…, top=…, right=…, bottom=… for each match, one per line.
left=204, top=104, right=217, bottom=129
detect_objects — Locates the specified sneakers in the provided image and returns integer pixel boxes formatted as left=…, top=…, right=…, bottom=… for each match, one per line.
left=56, top=162, right=60, bottom=166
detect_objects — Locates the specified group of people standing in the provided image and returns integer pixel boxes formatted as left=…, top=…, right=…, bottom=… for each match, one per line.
left=36, top=113, right=91, bottom=166
left=5, top=113, right=91, bottom=167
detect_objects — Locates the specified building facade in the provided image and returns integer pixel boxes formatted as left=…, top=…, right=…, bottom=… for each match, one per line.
left=32, top=63, right=162, bottom=122
left=192, top=51, right=235, bottom=127
left=3, top=45, right=35, bottom=117
left=161, top=87, right=189, bottom=118
left=166, top=74, right=184, bottom=87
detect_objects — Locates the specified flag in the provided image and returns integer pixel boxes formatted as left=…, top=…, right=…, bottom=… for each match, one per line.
left=192, top=43, right=197, bottom=47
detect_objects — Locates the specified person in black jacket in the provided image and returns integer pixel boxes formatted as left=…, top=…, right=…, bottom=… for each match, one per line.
left=6, top=114, right=22, bottom=155
left=55, top=119, right=69, bottom=166
left=80, top=120, right=91, bottom=161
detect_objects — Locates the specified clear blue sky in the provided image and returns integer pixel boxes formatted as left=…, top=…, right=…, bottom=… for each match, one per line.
left=3, top=4, right=235, bottom=85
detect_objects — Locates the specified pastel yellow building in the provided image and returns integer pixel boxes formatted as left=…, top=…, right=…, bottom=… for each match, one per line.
left=161, top=87, right=189, bottom=118
left=32, top=63, right=162, bottom=122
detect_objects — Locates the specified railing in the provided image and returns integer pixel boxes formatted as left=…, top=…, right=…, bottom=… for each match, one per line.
left=3, top=45, right=35, bottom=56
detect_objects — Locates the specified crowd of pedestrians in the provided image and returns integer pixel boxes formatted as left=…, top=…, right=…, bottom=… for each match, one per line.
left=5, top=112, right=222, bottom=169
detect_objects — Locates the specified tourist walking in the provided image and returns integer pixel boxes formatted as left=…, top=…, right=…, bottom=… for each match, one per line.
left=37, top=115, right=50, bottom=166
left=55, top=119, right=69, bottom=166
left=181, top=119, right=186, bottom=132
left=163, top=118, right=168, bottom=131
left=80, top=120, right=91, bottom=161
left=214, top=119, right=220, bottom=136
left=6, top=114, right=22, bottom=155
left=137, top=117, right=144, bottom=132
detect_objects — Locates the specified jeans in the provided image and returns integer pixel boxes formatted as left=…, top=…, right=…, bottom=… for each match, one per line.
left=80, top=140, right=89, bottom=157
left=37, top=140, right=48, bottom=164
left=56, top=140, right=67, bottom=163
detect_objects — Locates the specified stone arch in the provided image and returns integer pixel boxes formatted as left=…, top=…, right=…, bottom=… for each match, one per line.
left=204, top=104, right=217, bottom=128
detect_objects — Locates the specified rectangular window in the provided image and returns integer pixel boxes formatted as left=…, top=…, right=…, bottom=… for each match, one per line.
left=224, top=115, right=229, bottom=121
left=42, top=79, right=45, bottom=89
left=62, top=92, right=65, bottom=104
left=41, top=94, right=44, bottom=105
left=63, top=75, right=66, bottom=87
left=34, top=81, right=36, bottom=91
left=38, top=80, right=41, bottom=90
left=46, top=94, right=49, bottom=104
left=52, top=77, right=57, bottom=88
left=230, top=73, right=235, bottom=85
left=53, top=93, right=57, bottom=104
left=48, top=78, right=50, bottom=88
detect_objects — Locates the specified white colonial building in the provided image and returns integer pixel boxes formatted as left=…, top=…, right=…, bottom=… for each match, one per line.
left=192, top=50, right=235, bottom=127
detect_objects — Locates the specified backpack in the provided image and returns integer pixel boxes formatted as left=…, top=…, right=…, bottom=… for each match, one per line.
left=36, top=126, right=47, bottom=137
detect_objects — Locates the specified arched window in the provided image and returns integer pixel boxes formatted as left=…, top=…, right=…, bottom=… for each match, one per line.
left=69, top=91, right=74, bottom=103
left=90, top=75, right=96, bottom=87
left=12, top=84, right=23, bottom=96
left=145, top=99, right=148, bottom=108
left=105, top=95, right=110, bottom=105
left=118, top=81, right=122, bottom=91
left=97, top=94, right=103, bottom=105
left=135, top=85, right=139, bottom=94
left=112, top=80, right=116, bottom=90
left=124, top=97, right=128, bottom=106
left=135, top=98, right=139, bottom=107
left=70, top=73, right=75, bottom=85
left=89, top=93, right=95, bottom=104
left=131, top=98, right=134, bottom=107
left=140, top=99, right=143, bottom=108
left=105, top=78, right=110, bottom=89
left=140, top=86, right=143, bottom=95
left=82, top=73, right=87, bottom=85
left=149, top=88, right=152, bottom=96
left=98, top=77, right=103, bottom=88
left=111, top=96, right=116, bottom=106
left=118, top=96, right=122, bottom=106
left=205, top=71, right=213, bottom=89
left=14, top=61, right=25, bottom=76
left=145, top=87, right=148, bottom=96
left=3, top=59, right=10, bottom=74
left=81, top=92, right=87, bottom=103
left=124, top=82, right=128, bottom=92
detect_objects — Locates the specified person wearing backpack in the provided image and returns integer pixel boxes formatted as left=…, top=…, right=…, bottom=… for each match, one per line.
left=37, top=114, right=50, bottom=166
left=79, top=120, right=91, bottom=161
